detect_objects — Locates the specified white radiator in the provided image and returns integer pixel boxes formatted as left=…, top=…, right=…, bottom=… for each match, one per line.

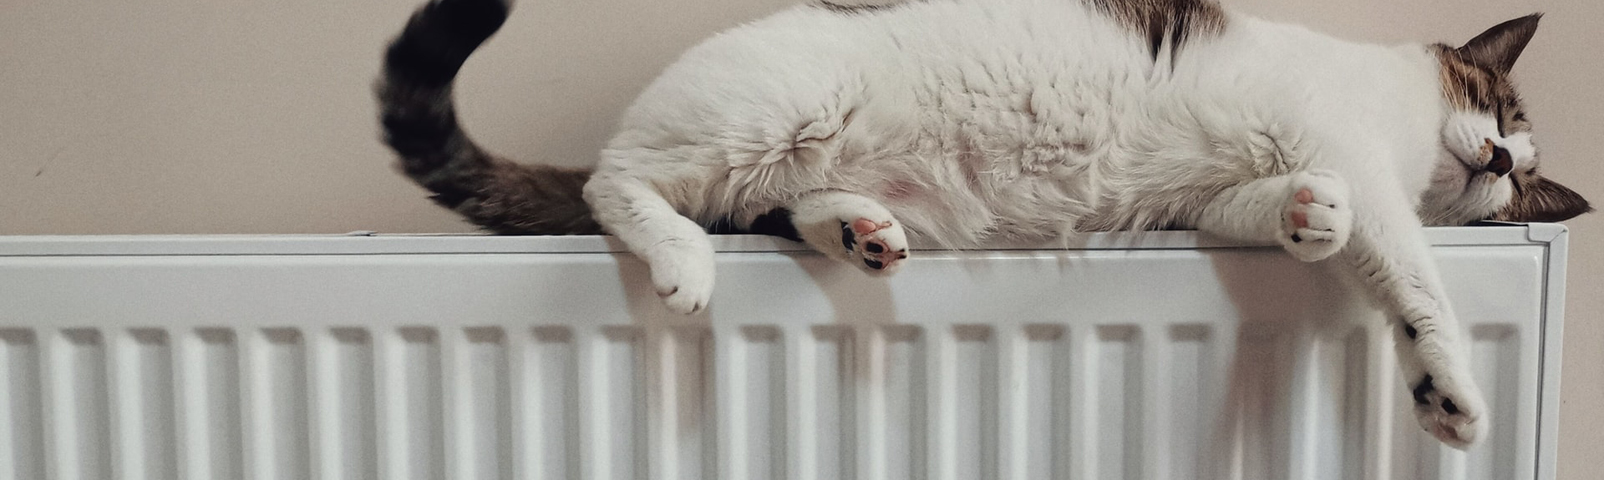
left=0, top=226, right=1567, bottom=480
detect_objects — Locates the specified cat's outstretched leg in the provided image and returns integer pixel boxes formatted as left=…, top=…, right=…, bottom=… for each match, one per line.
left=1195, top=169, right=1353, bottom=262
left=1199, top=168, right=1483, bottom=447
left=1338, top=186, right=1487, bottom=449
left=787, top=190, right=909, bottom=274
left=584, top=173, right=716, bottom=314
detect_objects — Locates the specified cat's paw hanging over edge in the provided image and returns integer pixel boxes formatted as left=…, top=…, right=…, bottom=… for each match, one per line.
left=647, top=244, right=716, bottom=314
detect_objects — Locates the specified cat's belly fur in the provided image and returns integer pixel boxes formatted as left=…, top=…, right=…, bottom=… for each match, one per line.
left=597, top=0, right=1435, bottom=247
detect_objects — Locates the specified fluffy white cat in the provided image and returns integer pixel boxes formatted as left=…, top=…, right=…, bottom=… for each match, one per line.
left=378, top=0, right=1590, bottom=448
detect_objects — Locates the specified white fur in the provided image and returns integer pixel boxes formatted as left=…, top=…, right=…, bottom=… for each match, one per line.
left=580, top=0, right=1517, bottom=447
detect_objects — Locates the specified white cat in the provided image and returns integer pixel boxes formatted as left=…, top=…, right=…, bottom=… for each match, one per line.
left=378, top=0, right=1590, bottom=448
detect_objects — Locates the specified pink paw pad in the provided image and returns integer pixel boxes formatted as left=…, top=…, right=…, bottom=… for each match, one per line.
left=1289, top=188, right=1316, bottom=229
left=851, top=218, right=891, bottom=235
left=1294, top=188, right=1315, bottom=204
left=1290, top=210, right=1309, bottom=229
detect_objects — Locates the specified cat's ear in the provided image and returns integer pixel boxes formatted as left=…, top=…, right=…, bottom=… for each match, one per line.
left=1493, top=171, right=1593, bottom=223
left=1459, top=14, right=1542, bottom=75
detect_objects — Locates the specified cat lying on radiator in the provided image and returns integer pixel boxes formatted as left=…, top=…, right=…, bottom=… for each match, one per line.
left=377, top=0, right=1591, bottom=447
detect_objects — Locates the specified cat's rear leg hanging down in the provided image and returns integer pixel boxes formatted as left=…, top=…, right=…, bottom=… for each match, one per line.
left=584, top=174, right=716, bottom=314
left=788, top=190, right=909, bottom=274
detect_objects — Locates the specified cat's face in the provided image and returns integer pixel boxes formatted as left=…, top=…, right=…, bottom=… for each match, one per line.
left=1422, top=14, right=1591, bottom=226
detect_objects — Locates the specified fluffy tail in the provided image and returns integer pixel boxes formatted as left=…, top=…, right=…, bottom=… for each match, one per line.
left=377, top=0, right=601, bottom=234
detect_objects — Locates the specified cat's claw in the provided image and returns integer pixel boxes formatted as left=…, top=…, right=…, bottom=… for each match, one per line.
left=1280, top=169, right=1352, bottom=262
left=840, top=217, right=909, bottom=274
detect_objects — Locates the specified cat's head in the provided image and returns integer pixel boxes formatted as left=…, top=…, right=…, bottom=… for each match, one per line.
left=1423, top=13, right=1591, bottom=225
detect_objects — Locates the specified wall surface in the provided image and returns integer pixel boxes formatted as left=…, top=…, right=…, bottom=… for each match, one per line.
left=1, top=0, right=1598, bottom=473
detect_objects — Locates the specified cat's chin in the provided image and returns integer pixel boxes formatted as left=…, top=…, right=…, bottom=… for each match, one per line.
left=1432, top=180, right=1509, bottom=226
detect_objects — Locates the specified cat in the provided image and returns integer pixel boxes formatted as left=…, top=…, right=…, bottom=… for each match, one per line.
left=377, top=0, right=1591, bottom=448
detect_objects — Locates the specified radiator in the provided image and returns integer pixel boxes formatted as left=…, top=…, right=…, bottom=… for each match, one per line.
left=0, top=225, right=1567, bottom=480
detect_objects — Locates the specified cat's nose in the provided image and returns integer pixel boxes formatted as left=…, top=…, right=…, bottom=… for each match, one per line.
left=1486, top=144, right=1514, bottom=177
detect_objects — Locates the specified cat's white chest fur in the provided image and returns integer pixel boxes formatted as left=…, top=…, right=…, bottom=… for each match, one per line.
left=600, top=0, right=1444, bottom=247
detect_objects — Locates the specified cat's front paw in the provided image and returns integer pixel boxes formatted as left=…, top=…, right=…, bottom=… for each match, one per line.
left=647, top=244, right=716, bottom=314
left=840, top=218, right=909, bottom=275
left=1280, top=170, right=1352, bottom=262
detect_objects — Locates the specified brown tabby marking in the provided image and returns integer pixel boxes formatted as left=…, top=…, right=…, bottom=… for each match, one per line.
left=815, top=0, right=1227, bottom=60
left=1433, top=44, right=1529, bottom=132
left=814, top=0, right=910, bottom=15
left=1085, top=0, right=1228, bottom=60
left=1494, top=173, right=1593, bottom=222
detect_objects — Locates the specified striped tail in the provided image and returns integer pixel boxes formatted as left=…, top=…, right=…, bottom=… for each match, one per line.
left=376, top=0, right=601, bottom=235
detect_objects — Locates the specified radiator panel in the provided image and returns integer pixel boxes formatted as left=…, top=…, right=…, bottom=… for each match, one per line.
left=0, top=228, right=1566, bottom=480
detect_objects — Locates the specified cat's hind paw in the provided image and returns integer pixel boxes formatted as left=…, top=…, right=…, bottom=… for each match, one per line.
left=790, top=191, right=911, bottom=275
left=1280, top=170, right=1352, bottom=262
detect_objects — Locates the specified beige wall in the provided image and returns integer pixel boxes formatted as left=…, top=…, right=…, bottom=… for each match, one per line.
left=1, top=0, right=1597, bottom=471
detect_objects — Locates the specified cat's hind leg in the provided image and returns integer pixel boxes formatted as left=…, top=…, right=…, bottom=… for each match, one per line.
left=584, top=173, right=716, bottom=314
left=1195, top=169, right=1354, bottom=262
left=787, top=190, right=910, bottom=274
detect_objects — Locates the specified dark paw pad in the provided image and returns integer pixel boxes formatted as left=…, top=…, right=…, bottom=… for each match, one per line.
left=1291, top=233, right=1303, bottom=243
left=1411, top=374, right=1435, bottom=405
left=866, top=242, right=884, bottom=253
left=865, top=259, right=884, bottom=270
left=1441, top=398, right=1460, bottom=415
left=839, top=222, right=856, bottom=251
